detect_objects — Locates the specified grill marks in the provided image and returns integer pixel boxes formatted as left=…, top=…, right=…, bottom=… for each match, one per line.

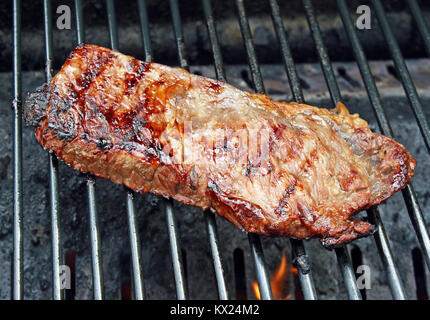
left=47, top=47, right=116, bottom=143
left=75, top=48, right=115, bottom=94
left=275, top=180, right=297, bottom=216
left=115, top=59, right=153, bottom=144
left=124, top=58, right=151, bottom=96
left=70, top=49, right=154, bottom=152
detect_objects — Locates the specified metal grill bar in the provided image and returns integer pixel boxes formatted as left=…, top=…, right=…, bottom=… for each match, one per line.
left=168, top=0, right=188, bottom=70
left=12, top=0, right=23, bottom=301
left=165, top=201, right=187, bottom=299
left=235, top=0, right=264, bottom=94
left=86, top=177, right=104, bottom=299
left=234, top=0, right=276, bottom=300
left=201, top=0, right=232, bottom=300
left=169, top=0, right=189, bottom=70
left=247, top=233, right=273, bottom=300
left=125, top=190, right=145, bottom=300
left=137, top=0, right=153, bottom=63
left=74, top=0, right=84, bottom=43
left=73, top=0, right=105, bottom=300
left=333, top=248, right=361, bottom=300
left=272, top=0, right=360, bottom=300
left=407, top=0, right=430, bottom=58
left=301, top=0, right=342, bottom=102
left=269, top=0, right=304, bottom=103
left=139, top=0, right=190, bottom=299
left=106, top=0, right=118, bottom=50
left=43, top=0, right=64, bottom=300
left=105, top=0, right=145, bottom=300
left=74, top=0, right=104, bottom=301
left=168, top=0, right=230, bottom=300
left=302, top=0, right=374, bottom=300
left=290, top=239, right=317, bottom=299
left=371, top=0, right=430, bottom=271
left=367, top=207, right=406, bottom=299
left=160, top=0, right=189, bottom=300
left=201, top=0, right=226, bottom=82
left=268, top=0, right=318, bottom=300
left=336, top=0, right=408, bottom=299
left=372, top=0, right=430, bottom=152
left=205, top=214, right=229, bottom=299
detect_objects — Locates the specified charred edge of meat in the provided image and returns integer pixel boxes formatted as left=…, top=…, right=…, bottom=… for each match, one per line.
left=23, top=84, right=49, bottom=127
left=319, top=222, right=377, bottom=250
left=292, top=252, right=311, bottom=274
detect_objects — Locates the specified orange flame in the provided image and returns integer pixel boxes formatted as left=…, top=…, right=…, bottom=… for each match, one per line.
left=252, top=253, right=298, bottom=300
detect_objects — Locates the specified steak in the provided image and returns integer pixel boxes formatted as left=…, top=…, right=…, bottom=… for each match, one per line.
left=23, top=44, right=416, bottom=247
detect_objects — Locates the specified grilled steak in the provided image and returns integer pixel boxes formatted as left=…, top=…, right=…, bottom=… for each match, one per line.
left=24, top=44, right=416, bottom=247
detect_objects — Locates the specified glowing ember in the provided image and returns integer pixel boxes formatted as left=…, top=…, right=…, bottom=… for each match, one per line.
left=252, top=253, right=298, bottom=300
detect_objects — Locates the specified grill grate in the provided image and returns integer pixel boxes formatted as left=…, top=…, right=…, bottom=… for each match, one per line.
left=303, top=0, right=406, bottom=299
left=105, top=0, right=146, bottom=300
left=10, top=0, right=430, bottom=300
left=12, top=0, right=23, bottom=301
left=371, top=0, right=430, bottom=271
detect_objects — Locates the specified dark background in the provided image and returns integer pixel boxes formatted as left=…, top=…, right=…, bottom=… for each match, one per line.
left=0, top=0, right=430, bottom=71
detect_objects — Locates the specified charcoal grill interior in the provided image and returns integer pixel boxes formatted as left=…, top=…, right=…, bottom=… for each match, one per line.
left=2, top=0, right=430, bottom=300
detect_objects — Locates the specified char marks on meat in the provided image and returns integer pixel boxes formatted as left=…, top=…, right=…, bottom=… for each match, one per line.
left=23, top=44, right=416, bottom=247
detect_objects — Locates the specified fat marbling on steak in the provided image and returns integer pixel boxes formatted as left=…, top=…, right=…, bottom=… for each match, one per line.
left=23, top=44, right=416, bottom=247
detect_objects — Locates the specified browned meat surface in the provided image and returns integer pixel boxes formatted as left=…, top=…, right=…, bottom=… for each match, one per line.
left=24, top=44, right=416, bottom=247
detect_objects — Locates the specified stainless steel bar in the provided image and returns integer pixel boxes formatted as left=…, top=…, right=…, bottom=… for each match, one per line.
left=168, top=0, right=230, bottom=299
left=247, top=233, right=273, bottom=300
left=290, top=239, right=317, bottom=300
left=301, top=0, right=366, bottom=300
left=235, top=0, right=264, bottom=93
left=371, top=0, right=430, bottom=272
left=165, top=201, right=187, bottom=300
left=336, top=0, right=408, bottom=299
left=12, top=0, right=23, bottom=301
left=105, top=0, right=145, bottom=300
left=334, top=248, right=361, bottom=300
left=48, top=151, right=62, bottom=300
left=367, top=207, right=407, bottom=299
left=205, top=214, right=228, bottom=299
left=268, top=0, right=318, bottom=299
left=43, top=0, right=63, bottom=300
left=87, top=177, right=104, bottom=299
left=169, top=0, right=189, bottom=71
left=402, top=186, right=430, bottom=271
left=302, top=0, right=341, bottom=105
left=74, top=0, right=105, bottom=300
left=407, top=0, right=430, bottom=58
left=74, top=0, right=84, bottom=44
left=126, top=191, right=145, bottom=300
left=201, top=0, right=226, bottom=82
left=106, top=0, right=119, bottom=51
left=200, top=0, right=235, bottom=300
left=137, top=0, right=153, bottom=62
left=137, top=0, right=188, bottom=300
left=234, top=0, right=275, bottom=300
left=269, top=0, right=304, bottom=103
left=137, top=0, right=187, bottom=299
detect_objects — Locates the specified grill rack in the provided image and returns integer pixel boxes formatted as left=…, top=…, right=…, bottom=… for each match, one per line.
left=10, top=0, right=430, bottom=300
